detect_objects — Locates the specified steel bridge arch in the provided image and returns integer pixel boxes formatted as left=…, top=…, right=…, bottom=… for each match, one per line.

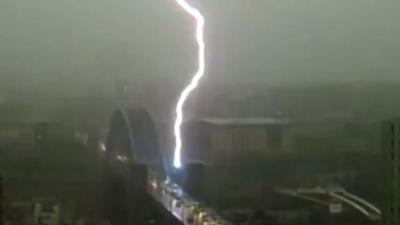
left=102, top=108, right=168, bottom=225
left=105, top=108, right=164, bottom=170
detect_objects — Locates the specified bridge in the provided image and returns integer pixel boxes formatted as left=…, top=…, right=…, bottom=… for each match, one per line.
left=87, top=107, right=381, bottom=225
left=101, top=108, right=230, bottom=225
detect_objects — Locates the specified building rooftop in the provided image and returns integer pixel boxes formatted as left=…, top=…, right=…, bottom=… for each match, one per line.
left=192, top=117, right=291, bottom=126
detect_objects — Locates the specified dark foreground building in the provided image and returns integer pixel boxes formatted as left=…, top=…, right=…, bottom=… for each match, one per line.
left=381, top=119, right=400, bottom=225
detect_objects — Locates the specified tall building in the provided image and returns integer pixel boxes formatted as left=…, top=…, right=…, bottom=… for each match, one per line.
left=382, top=119, right=400, bottom=225
left=181, top=118, right=290, bottom=162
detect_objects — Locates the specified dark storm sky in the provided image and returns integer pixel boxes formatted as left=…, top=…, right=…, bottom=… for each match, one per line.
left=0, top=0, right=399, bottom=99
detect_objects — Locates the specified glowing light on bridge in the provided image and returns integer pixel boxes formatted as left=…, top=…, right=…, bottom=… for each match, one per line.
left=172, top=0, right=206, bottom=168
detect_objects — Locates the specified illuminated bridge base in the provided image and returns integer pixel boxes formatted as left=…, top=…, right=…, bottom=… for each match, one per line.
left=102, top=108, right=230, bottom=225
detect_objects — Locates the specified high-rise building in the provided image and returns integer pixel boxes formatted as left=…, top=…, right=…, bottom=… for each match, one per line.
left=0, top=175, right=3, bottom=225
left=381, top=119, right=400, bottom=225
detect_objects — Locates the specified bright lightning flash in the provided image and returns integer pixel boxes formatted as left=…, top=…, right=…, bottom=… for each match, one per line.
left=173, top=0, right=205, bottom=168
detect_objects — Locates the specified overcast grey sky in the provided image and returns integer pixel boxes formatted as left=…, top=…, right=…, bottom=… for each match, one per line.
left=0, top=0, right=399, bottom=98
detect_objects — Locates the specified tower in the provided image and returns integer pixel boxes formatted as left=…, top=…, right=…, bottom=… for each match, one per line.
left=381, top=119, right=400, bottom=225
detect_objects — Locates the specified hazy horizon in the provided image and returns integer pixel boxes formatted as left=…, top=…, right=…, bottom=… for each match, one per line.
left=1, top=0, right=399, bottom=99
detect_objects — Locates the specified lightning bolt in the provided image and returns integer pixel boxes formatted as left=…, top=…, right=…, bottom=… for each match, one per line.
left=172, top=0, right=205, bottom=168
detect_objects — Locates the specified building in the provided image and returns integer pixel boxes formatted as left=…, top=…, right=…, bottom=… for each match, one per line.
left=181, top=118, right=290, bottom=162
left=381, top=119, right=400, bottom=225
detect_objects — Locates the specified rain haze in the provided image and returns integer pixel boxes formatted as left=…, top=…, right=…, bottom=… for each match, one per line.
left=0, top=1, right=400, bottom=225
left=1, top=0, right=399, bottom=99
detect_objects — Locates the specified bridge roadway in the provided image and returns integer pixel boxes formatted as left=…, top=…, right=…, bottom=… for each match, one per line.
left=148, top=170, right=231, bottom=225
left=102, top=108, right=231, bottom=225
